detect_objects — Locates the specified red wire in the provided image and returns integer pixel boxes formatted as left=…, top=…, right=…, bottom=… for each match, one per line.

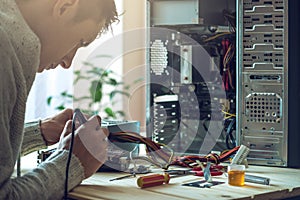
left=109, top=131, right=241, bottom=169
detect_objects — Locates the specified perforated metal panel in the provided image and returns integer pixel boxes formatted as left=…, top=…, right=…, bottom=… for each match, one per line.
left=150, top=40, right=168, bottom=76
left=237, top=0, right=288, bottom=166
left=245, top=93, right=282, bottom=123
left=243, top=0, right=284, bottom=10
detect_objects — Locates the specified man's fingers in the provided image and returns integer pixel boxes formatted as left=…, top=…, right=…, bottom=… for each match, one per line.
left=102, top=127, right=109, bottom=137
left=62, top=120, right=73, bottom=137
left=54, top=108, right=73, bottom=121
left=87, top=115, right=109, bottom=137
left=95, top=115, right=101, bottom=125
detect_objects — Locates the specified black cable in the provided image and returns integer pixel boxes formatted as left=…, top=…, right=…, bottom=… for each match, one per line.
left=63, top=112, right=77, bottom=200
left=225, top=118, right=236, bottom=149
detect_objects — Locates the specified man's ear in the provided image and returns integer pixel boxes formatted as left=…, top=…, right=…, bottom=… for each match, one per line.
left=53, top=0, right=79, bottom=20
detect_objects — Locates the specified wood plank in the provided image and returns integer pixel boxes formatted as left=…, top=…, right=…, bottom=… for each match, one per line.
left=69, top=165, right=300, bottom=200
left=69, top=173, right=185, bottom=200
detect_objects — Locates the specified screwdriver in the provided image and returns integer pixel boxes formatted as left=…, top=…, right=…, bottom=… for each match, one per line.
left=137, top=173, right=170, bottom=188
left=109, top=173, right=136, bottom=181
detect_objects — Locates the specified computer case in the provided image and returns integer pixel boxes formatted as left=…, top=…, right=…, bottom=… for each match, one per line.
left=146, top=0, right=300, bottom=167
left=237, top=0, right=300, bottom=167
left=287, top=0, right=300, bottom=167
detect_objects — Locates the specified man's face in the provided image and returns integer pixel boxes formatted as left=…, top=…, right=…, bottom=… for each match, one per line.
left=16, top=0, right=105, bottom=72
left=37, top=16, right=102, bottom=73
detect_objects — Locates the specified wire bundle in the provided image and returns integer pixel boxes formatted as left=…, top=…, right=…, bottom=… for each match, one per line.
left=108, top=132, right=173, bottom=169
left=222, top=41, right=235, bottom=91
left=169, top=146, right=240, bottom=168
left=108, top=131, right=242, bottom=170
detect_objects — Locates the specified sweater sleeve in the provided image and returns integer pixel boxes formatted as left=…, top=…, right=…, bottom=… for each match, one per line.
left=11, top=150, right=85, bottom=200
left=0, top=26, right=85, bottom=200
left=21, top=120, right=47, bottom=156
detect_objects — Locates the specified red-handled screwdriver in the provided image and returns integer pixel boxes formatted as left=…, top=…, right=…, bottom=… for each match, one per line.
left=137, top=173, right=170, bottom=188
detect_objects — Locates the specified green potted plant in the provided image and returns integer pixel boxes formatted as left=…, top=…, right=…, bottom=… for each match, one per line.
left=47, top=56, right=137, bottom=119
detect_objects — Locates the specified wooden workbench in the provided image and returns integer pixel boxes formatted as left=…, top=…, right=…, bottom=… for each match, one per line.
left=68, top=165, right=300, bottom=200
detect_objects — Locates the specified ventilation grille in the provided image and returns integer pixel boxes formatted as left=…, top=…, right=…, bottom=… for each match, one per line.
left=245, top=93, right=282, bottom=123
left=243, top=52, right=284, bottom=68
left=243, top=0, right=284, bottom=11
left=243, top=13, right=284, bottom=30
left=243, top=33, right=284, bottom=49
left=150, top=40, right=168, bottom=76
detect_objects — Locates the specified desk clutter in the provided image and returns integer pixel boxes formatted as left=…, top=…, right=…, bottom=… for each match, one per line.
left=38, top=127, right=270, bottom=189
left=104, top=158, right=270, bottom=190
left=84, top=142, right=269, bottom=190
left=69, top=164, right=300, bottom=200
left=36, top=121, right=300, bottom=199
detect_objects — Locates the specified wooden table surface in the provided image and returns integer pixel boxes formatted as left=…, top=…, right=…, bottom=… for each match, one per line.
left=68, top=165, right=300, bottom=200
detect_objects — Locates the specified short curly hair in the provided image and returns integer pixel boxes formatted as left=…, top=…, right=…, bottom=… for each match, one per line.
left=74, top=0, right=119, bottom=35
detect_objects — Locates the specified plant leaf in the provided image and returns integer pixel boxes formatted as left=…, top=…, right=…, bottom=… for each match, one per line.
left=47, top=96, right=52, bottom=105
left=61, top=91, right=67, bottom=96
left=110, top=90, right=130, bottom=100
left=134, top=77, right=144, bottom=83
left=90, top=80, right=102, bottom=102
left=116, top=110, right=125, bottom=117
left=101, top=70, right=109, bottom=77
left=124, top=85, right=130, bottom=90
left=74, top=70, right=81, bottom=75
left=73, top=96, right=91, bottom=101
left=56, top=104, right=65, bottom=110
left=74, top=75, right=91, bottom=84
left=66, top=94, right=73, bottom=98
left=86, top=68, right=104, bottom=76
left=107, top=78, right=118, bottom=86
left=104, top=107, right=115, bottom=118
left=82, top=62, right=96, bottom=68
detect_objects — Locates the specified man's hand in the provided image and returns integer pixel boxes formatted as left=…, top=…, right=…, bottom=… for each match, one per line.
left=58, top=115, right=109, bottom=178
left=40, top=108, right=73, bottom=146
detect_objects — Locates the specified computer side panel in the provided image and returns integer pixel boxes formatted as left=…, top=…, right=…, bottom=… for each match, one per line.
left=237, top=0, right=288, bottom=166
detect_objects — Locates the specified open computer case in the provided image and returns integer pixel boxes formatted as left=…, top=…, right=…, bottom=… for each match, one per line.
left=146, top=0, right=300, bottom=167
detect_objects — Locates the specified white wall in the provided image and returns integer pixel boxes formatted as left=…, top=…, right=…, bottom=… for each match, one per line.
left=122, top=0, right=147, bottom=131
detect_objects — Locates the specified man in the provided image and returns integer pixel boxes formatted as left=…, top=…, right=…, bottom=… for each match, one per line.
left=0, top=0, right=118, bottom=199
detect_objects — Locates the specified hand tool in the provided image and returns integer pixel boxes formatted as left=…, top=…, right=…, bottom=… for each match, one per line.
left=109, top=173, right=136, bottom=181
left=137, top=173, right=170, bottom=188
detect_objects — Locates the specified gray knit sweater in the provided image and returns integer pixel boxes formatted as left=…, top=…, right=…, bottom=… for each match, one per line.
left=0, top=0, right=85, bottom=199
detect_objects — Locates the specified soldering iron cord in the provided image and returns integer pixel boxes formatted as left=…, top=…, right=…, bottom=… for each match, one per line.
left=64, top=111, right=77, bottom=200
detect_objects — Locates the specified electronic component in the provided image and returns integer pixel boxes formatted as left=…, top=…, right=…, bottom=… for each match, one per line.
left=152, top=95, right=180, bottom=151
left=231, top=144, right=250, bottom=165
